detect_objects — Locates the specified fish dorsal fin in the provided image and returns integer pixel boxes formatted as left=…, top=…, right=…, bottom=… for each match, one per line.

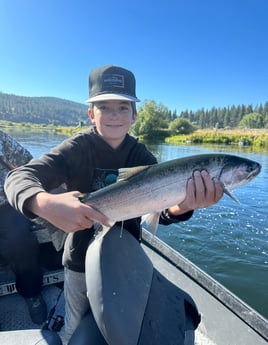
left=117, top=165, right=150, bottom=182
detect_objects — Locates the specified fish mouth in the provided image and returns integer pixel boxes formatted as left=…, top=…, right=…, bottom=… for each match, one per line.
left=247, top=164, right=261, bottom=180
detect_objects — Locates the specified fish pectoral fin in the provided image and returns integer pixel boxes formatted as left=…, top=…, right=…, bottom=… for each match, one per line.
left=141, top=212, right=161, bottom=235
left=117, top=165, right=150, bottom=182
left=222, top=185, right=240, bottom=204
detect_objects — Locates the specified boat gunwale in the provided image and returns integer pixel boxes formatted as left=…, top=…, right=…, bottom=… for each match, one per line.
left=141, top=229, right=268, bottom=342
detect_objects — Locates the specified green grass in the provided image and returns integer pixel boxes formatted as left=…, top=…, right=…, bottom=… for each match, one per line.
left=166, top=129, right=268, bottom=151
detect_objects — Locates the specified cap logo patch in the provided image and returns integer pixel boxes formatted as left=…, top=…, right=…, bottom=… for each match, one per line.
left=103, top=74, right=124, bottom=89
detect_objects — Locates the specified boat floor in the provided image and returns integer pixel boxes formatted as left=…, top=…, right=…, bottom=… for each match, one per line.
left=0, top=285, right=65, bottom=336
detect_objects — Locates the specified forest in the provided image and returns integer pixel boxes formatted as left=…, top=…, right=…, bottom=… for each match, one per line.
left=180, top=102, right=268, bottom=129
left=0, top=92, right=267, bottom=132
left=0, top=92, right=88, bottom=126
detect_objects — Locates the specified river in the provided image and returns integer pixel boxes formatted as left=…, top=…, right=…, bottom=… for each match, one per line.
left=4, top=129, right=268, bottom=319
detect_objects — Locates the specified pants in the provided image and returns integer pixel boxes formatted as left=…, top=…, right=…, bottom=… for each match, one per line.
left=0, top=203, right=43, bottom=298
left=63, top=268, right=90, bottom=343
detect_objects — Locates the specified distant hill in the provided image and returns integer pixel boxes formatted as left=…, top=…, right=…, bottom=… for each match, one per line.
left=0, top=92, right=89, bottom=126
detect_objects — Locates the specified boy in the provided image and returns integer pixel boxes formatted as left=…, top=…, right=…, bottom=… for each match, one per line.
left=4, top=65, right=223, bottom=341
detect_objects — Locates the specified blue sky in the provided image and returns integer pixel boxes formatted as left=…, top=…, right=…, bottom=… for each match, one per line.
left=1, top=0, right=268, bottom=113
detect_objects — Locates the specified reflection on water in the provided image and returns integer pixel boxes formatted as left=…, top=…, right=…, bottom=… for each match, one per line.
left=4, top=131, right=268, bottom=318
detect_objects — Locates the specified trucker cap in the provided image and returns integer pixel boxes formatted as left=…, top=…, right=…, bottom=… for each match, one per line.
left=86, top=65, right=140, bottom=103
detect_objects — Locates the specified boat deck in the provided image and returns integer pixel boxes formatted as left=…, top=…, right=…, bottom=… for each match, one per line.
left=0, top=285, right=64, bottom=332
left=0, top=227, right=267, bottom=345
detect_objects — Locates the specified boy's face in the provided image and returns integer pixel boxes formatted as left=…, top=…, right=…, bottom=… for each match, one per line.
left=88, top=100, right=137, bottom=148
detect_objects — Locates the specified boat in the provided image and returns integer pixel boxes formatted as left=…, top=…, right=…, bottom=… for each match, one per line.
left=0, top=224, right=267, bottom=345
left=142, top=230, right=268, bottom=345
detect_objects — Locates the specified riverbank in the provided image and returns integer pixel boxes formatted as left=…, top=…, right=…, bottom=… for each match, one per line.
left=165, top=128, right=268, bottom=151
left=1, top=121, right=268, bottom=151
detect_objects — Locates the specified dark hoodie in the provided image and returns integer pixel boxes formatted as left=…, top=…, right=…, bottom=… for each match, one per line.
left=4, top=127, right=193, bottom=272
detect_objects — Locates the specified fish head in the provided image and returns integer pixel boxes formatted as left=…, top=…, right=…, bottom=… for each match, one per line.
left=219, top=156, right=261, bottom=191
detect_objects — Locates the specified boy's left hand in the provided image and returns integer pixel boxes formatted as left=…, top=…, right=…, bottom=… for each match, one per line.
left=168, top=170, right=224, bottom=216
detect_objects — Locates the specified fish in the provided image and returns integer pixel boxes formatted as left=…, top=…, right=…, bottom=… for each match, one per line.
left=79, top=153, right=261, bottom=235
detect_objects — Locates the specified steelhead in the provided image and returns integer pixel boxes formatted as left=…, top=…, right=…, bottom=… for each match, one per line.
left=80, top=154, right=261, bottom=234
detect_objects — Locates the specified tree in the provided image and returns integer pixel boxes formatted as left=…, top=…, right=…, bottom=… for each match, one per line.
left=263, top=115, right=268, bottom=128
left=171, top=109, right=177, bottom=121
left=131, top=100, right=170, bottom=137
left=169, top=117, right=196, bottom=135
left=264, top=101, right=268, bottom=116
left=238, top=112, right=264, bottom=129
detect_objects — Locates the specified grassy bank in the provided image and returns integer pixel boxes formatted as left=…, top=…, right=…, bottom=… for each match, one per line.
left=0, top=121, right=59, bottom=132
left=165, top=129, right=268, bottom=150
left=0, top=120, right=86, bottom=136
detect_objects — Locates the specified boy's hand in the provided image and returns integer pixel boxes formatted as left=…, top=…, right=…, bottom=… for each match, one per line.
left=26, top=191, right=110, bottom=233
left=168, top=170, right=224, bottom=216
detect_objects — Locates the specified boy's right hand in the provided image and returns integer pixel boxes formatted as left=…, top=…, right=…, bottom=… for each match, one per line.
left=26, top=191, right=110, bottom=233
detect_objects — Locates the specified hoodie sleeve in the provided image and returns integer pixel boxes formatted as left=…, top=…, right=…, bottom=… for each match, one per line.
left=159, top=209, right=194, bottom=225
left=4, top=133, right=89, bottom=217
